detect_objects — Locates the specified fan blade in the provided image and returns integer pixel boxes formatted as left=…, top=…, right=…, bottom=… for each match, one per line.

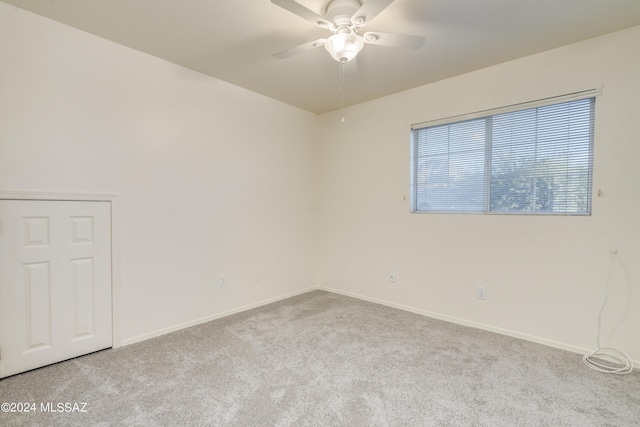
left=350, top=0, right=395, bottom=26
left=271, top=0, right=334, bottom=29
left=273, top=39, right=326, bottom=59
left=362, top=32, right=426, bottom=49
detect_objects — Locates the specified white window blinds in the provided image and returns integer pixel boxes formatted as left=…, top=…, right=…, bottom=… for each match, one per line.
left=411, top=94, right=595, bottom=215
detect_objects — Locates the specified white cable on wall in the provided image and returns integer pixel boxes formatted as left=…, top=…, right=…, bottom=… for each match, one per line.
left=582, top=249, right=634, bottom=374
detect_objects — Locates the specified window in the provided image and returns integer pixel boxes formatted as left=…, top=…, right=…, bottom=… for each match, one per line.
left=411, top=93, right=596, bottom=215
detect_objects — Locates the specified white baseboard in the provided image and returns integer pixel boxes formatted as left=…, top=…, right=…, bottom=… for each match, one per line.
left=120, top=286, right=316, bottom=346
left=315, top=285, right=639, bottom=368
left=120, top=284, right=638, bottom=369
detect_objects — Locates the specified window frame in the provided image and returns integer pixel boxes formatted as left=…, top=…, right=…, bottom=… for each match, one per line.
left=410, top=90, right=599, bottom=216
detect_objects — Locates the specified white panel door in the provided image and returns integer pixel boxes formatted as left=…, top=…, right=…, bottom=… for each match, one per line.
left=0, top=200, right=112, bottom=378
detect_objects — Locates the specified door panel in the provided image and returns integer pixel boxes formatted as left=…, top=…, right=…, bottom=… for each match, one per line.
left=72, top=257, right=95, bottom=339
left=0, top=200, right=112, bottom=378
left=24, top=261, right=52, bottom=351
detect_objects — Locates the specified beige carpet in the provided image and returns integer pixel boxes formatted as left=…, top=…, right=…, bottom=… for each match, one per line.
left=1, top=290, right=639, bottom=426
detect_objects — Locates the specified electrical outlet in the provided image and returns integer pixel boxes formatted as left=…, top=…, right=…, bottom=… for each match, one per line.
left=220, top=276, right=227, bottom=287
left=477, top=287, right=487, bottom=300
left=389, top=272, right=397, bottom=283
left=253, top=272, right=260, bottom=284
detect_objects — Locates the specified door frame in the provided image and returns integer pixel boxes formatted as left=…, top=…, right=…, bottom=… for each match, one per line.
left=0, top=190, right=122, bottom=348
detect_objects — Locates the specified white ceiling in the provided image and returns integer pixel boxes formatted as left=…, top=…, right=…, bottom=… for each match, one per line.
left=3, top=0, right=640, bottom=114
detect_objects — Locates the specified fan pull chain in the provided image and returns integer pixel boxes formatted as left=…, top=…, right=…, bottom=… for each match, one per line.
left=339, top=61, right=346, bottom=123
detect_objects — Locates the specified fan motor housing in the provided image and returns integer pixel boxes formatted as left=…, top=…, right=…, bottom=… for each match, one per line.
left=325, top=0, right=361, bottom=27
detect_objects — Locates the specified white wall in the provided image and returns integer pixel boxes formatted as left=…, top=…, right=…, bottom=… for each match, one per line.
left=2, top=1, right=639, bottom=362
left=0, top=3, right=318, bottom=343
left=316, top=26, right=640, bottom=361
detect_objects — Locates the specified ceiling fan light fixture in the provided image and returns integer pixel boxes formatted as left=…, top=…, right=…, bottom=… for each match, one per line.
left=324, top=31, right=364, bottom=62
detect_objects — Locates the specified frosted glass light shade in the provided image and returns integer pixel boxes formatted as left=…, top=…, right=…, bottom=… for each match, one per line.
left=324, top=32, right=364, bottom=63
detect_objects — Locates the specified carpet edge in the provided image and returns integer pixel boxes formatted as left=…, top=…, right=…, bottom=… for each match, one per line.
left=120, top=286, right=317, bottom=346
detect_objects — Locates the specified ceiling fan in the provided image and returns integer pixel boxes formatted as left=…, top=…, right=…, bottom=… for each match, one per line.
left=271, top=0, right=426, bottom=63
